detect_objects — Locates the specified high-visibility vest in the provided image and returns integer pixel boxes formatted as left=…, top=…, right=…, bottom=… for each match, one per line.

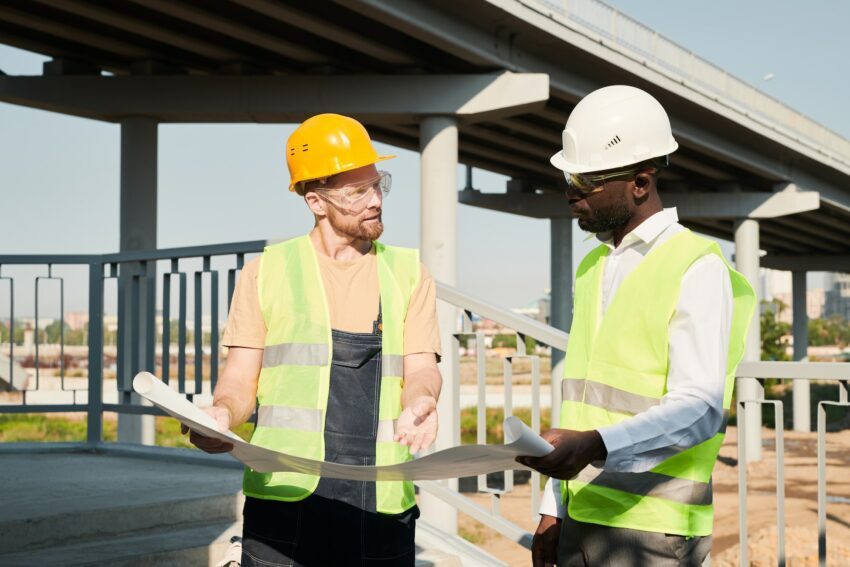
left=244, top=235, right=418, bottom=514
left=560, top=229, right=756, bottom=536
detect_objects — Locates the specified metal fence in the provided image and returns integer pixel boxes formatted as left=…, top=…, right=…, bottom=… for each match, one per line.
left=735, top=361, right=850, bottom=567
left=0, top=241, right=266, bottom=443
left=523, top=0, right=850, bottom=170
left=2, top=244, right=850, bottom=566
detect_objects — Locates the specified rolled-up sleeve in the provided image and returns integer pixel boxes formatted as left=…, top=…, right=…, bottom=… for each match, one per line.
left=221, top=258, right=267, bottom=350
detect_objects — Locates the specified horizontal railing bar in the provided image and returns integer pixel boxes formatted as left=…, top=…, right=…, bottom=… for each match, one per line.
left=436, top=282, right=569, bottom=350
left=0, top=255, right=100, bottom=264
left=102, top=403, right=168, bottom=416
left=737, top=361, right=850, bottom=380
left=417, top=480, right=533, bottom=549
left=0, top=240, right=268, bottom=266
left=0, top=404, right=87, bottom=413
left=101, top=240, right=267, bottom=263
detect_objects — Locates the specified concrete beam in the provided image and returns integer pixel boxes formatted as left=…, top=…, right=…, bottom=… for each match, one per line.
left=337, top=0, right=850, bottom=203
left=761, top=255, right=850, bottom=272
left=458, top=189, right=568, bottom=219
left=663, top=187, right=820, bottom=219
left=458, top=187, right=821, bottom=220
left=0, top=72, right=549, bottom=123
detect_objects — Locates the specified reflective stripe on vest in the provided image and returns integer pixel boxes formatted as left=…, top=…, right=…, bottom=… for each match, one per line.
left=245, top=235, right=420, bottom=514
left=262, top=343, right=329, bottom=367
left=575, top=465, right=712, bottom=506
left=560, top=229, right=756, bottom=537
left=262, top=345, right=403, bottom=377
left=257, top=405, right=398, bottom=442
left=561, top=378, right=659, bottom=416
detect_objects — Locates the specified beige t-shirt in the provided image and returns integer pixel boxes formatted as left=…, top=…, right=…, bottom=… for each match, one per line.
left=221, top=246, right=442, bottom=357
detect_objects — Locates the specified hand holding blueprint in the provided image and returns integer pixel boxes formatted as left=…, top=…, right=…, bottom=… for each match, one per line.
left=133, top=372, right=553, bottom=481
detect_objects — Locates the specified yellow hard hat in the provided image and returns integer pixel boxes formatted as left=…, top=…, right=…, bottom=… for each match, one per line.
left=286, top=113, right=395, bottom=192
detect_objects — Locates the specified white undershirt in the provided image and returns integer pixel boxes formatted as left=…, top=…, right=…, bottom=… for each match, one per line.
left=539, top=207, right=733, bottom=518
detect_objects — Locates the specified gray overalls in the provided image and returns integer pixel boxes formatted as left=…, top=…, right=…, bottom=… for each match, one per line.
left=241, top=306, right=419, bottom=566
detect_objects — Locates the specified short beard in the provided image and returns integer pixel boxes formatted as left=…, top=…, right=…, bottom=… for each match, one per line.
left=327, top=207, right=384, bottom=241
left=577, top=203, right=632, bottom=234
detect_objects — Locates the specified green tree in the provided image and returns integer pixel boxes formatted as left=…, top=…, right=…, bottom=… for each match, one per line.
left=44, top=320, right=67, bottom=344
left=808, top=315, right=850, bottom=347
left=491, top=334, right=517, bottom=349
left=761, top=299, right=791, bottom=361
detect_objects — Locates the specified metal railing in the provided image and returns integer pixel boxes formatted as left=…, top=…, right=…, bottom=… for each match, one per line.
left=522, top=0, right=850, bottom=170
left=735, top=361, right=850, bottom=567
left=0, top=241, right=266, bottom=442
left=3, top=243, right=850, bottom=565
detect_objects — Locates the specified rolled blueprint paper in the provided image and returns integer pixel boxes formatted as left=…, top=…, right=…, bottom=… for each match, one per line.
left=133, top=371, right=554, bottom=481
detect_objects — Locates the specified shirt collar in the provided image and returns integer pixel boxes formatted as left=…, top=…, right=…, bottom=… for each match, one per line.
left=594, top=207, right=679, bottom=249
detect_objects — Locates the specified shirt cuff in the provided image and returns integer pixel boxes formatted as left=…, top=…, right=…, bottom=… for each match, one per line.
left=596, top=424, right=634, bottom=471
left=538, top=477, right=566, bottom=519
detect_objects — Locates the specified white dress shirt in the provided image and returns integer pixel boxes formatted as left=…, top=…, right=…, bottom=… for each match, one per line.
left=539, top=208, right=733, bottom=518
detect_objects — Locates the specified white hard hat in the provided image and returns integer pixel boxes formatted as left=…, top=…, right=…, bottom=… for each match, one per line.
left=550, top=85, right=678, bottom=174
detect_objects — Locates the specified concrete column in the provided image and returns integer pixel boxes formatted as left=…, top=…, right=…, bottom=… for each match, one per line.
left=549, top=218, right=573, bottom=429
left=418, top=116, right=459, bottom=533
left=792, top=270, right=811, bottom=432
left=734, top=219, right=763, bottom=461
left=118, top=117, right=157, bottom=446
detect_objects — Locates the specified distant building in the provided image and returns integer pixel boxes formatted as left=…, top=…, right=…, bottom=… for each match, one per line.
left=807, top=288, right=825, bottom=319
left=65, top=311, right=89, bottom=330
left=824, top=273, right=850, bottom=320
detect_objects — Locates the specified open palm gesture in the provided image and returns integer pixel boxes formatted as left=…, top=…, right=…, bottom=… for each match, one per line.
left=394, top=396, right=438, bottom=454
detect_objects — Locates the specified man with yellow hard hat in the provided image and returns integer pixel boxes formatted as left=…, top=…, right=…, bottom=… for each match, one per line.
left=187, top=114, right=443, bottom=566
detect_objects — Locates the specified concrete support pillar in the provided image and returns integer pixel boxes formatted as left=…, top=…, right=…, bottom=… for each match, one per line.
left=792, top=270, right=811, bottom=432
left=735, top=218, right=763, bottom=461
left=549, top=218, right=573, bottom=428
left=118, top=117, right=158, bottom=445
left=418, top=116, right=459, bottom=533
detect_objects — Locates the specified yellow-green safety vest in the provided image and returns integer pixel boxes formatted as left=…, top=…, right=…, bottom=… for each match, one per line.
left=560, top=229, right=756, bottom=536
left=244, top=235, right=419, bottom=514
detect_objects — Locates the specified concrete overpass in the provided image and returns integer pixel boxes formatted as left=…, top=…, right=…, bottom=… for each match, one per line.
left=3, top=0, right=850, bottom=528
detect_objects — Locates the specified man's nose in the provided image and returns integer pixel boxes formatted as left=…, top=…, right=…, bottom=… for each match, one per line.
left=367, top=186, right=383, bottom=208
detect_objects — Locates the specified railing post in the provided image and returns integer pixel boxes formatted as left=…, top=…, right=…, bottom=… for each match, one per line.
left=86, top=261, right=104, bottom=444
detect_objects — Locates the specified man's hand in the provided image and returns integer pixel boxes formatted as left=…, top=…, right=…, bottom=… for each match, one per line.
left=394, top=395, right=438, bottom=454
left=516, top=428, right=607, bottom=480
left=532, top=514, right=562, bottom=567
left=181, top=405, right=235, bottom=454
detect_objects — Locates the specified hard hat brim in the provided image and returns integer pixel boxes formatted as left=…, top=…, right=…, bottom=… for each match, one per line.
left=549, top=150, right=570, bottom=172
left=288, top=153, right=397, bottom=192
left=549, top=144, right=678, bottom=174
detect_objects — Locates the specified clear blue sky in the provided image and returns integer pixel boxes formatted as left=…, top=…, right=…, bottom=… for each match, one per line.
left=2, top=1, right=848, bottom=317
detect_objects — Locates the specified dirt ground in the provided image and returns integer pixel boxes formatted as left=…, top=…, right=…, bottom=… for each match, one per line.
left=458, top=426, right=850, bottom=566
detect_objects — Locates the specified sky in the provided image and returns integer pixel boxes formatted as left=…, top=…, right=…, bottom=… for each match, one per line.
left=2, top=0, right=849, bottom=319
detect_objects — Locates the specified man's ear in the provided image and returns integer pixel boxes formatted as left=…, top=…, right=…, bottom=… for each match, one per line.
left=304, top=192, right=326, bottom=217
left=633, top=170, right=655, bottom=198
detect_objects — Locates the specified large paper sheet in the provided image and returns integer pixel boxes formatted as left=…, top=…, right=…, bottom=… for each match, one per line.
left=133, top=372, right=553, bottom=481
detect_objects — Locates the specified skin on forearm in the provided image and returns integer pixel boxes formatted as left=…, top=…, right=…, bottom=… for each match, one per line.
left=401, top=352, right=442, bottom=407
left=212, top=346, right=262, bottom=427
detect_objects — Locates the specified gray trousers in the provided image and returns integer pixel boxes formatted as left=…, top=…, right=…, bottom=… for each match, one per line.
left=558, top=513, right=711, bottom=566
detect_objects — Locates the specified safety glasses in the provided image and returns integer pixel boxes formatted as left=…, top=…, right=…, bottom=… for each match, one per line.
left=319, top=170, right=391, bottom=212
left=565, top=167, right=642, bottom=196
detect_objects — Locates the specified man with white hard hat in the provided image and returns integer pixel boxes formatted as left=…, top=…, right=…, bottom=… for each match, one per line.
left=518, top=85, right=756, bottom=566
